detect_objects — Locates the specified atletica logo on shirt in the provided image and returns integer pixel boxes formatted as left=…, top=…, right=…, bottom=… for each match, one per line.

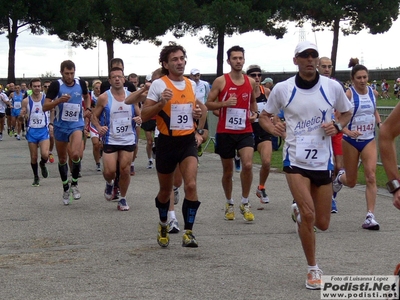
left=361, top=104, right=372, bottom=109
left=294, top=109, right=328, bottom=135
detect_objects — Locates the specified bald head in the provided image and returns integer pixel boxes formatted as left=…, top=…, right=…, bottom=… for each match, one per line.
left=318, top=57, right=333, bottom=77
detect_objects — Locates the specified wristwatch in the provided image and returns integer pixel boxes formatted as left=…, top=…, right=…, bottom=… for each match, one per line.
left=386, top=179, right=400, bottom=194
left=333, top=120, right=343, bottom=133
left=197, top=129, right=204, bottom=135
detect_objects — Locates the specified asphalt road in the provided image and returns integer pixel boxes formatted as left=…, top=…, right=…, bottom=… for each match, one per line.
left=0, top=132, right=398, bottom=300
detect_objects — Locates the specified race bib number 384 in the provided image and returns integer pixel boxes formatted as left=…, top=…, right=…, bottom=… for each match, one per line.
left=61, top=103, right=80, bottom=122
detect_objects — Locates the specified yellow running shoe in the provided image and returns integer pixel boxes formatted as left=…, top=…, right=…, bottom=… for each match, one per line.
left=239, top=203, right=254, bottom=222
left=224, top=203, right=235, bottom=220
left=182, top=230, right=198, bottom=247
left=157, top=222, right=170, bottom=247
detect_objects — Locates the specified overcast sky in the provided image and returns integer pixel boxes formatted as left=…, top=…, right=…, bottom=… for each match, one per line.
left=0, top=20, right=399, bottom=80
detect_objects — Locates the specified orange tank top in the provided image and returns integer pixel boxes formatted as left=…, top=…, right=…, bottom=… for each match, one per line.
left=156, top=76, right=196, bottom=136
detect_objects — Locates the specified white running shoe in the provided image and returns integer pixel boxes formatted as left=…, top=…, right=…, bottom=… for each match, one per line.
left=362, top=212, right=380, bottom=230
left=104, top=180, right=114, bottom=201
left=256, top=185, right=269, bottom=204
left=63, top=189, right=70, bottom=205
left=117, top=198, right=130, bottom=211
left=291, top=202, right=300, bottom=233
left=332, top=169, right=345, bottom=193
left=70, top=185, right=81, bottom=200
left=306, top=268, right=323, bottom=290
left=168, top=219, right=180, bottom=233
left=173, top=187, right=180, bottom=205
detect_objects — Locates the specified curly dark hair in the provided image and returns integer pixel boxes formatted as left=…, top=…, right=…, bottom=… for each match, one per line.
left=348, top=57, right=359, bottom=68
left=159, top=42, right=187, bottom=76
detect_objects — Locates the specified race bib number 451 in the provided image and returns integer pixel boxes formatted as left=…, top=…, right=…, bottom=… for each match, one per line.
left=225, top=108, right=246, bottom=130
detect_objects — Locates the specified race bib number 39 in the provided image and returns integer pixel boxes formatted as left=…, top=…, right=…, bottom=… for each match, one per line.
left=170, top=104, right=193, bottom=130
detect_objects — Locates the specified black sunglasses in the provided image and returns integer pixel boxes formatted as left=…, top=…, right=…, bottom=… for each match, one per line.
left=249, top=73, right=261, bottom=78
left=43, top=85, right=50, bottom=88
left=296, top=51, right=319, bottom=59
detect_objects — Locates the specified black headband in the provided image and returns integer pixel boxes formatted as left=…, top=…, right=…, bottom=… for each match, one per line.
left=246, top=67, right=261, bottom=75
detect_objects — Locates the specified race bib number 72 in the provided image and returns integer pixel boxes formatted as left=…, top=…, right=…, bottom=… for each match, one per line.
left=295, top=135, right=329, bottom=165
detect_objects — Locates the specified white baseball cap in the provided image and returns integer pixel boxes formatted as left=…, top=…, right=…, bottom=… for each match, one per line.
left=294, top=41, right=319, bottom=56
left=190, top=68, right=200, bottom=75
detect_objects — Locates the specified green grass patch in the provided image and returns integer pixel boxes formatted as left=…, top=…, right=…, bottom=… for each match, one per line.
left=140, top=120, right=390, bottom=188
left=357, top=163, right=388, bottom=187
left=202, top=140, right=388, bottom=188
left=376, top=98, right=399, bottom=107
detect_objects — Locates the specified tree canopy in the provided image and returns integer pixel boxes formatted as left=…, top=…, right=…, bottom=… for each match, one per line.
left=178, top=0, right=287, bottom=76
left=0, top=0, right=51, bottom=82
left=282, top=0, right=400, bottom=76
left=1, top=0, right=399, bottom=82
left=48, top=0, right=187, bottom=72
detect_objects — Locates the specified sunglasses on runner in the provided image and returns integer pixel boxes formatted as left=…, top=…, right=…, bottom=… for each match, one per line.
left=249, top=73, right=261, bottom=78
left=296, top=51, right=319, bottom=59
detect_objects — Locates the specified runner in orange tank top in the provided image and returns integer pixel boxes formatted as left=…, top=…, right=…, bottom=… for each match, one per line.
left=141, top=42, right=207, bottom=248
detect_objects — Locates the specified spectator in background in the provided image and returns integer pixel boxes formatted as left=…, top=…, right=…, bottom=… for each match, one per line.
left=189, top=68, right=210, bottom=104
left=381, top=79, right=389, bottom=99
left=189, top=68, right=210, bottom=156
left=261, top=77, right=273, bottom=91
left=370, top=80, right=377, bottom=91
left=128, top=73, right=139, bottom=88
left=393, top=78, right=400, bottom=99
